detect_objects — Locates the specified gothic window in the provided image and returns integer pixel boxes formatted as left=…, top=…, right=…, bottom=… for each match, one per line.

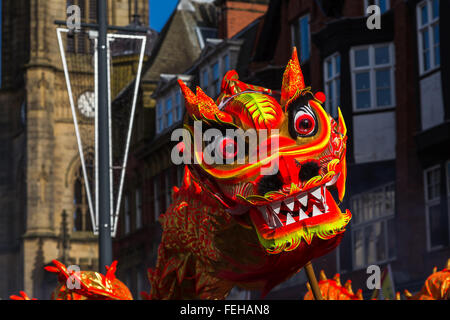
left=73, top=155, right=94, bottom=232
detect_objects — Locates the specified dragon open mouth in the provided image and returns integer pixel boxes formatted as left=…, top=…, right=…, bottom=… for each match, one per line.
left=247, top=176, right=351, bottom=254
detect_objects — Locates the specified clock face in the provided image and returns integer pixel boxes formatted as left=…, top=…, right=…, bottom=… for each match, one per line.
left=77, top=91, right=95, bottom=118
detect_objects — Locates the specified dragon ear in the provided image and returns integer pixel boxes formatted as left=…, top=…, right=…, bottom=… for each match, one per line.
left=280, top=47, right=306, bottom=109
left=178, top=79, right=233, bottom=123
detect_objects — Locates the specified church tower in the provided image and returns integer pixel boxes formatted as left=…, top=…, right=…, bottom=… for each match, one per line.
left=0, top=0, right=150, bottom=299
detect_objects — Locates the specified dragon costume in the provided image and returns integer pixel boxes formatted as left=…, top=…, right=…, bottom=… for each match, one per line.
left=12, top=47, right=351, bottom=300
left=10, top=48, right=450, bottom=301
left=145, top=47, right=350, bottom=299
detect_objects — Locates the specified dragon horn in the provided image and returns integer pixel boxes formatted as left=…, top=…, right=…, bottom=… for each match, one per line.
left=105, top=260, right=118, bottom=283
left=404, top=289, right=413, bottom=299
left=280, top=47, right=306, bottom=109
left=195, top=86, right=233, bottom=123
left=356, top=289, right=363, bottom=300
left=178, top=79, right=233, bottom=123
left=319, top=270, right=327, bottom=281
left=344, top=280, right=354, bottom=294
left=333, top=273, right=341, bottom=286
left=446, top=258, right=450, bottom=270
left=178, top=79, right=201, bottom=119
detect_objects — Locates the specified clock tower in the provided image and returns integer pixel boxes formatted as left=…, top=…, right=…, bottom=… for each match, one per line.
left=0, top=0, right=151, bottom=299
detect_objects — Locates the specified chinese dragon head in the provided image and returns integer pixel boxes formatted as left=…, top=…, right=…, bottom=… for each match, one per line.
left=146, top=47, right=351, bottom=299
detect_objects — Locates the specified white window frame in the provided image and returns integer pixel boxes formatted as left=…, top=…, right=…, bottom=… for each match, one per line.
left=416, top=0, right=440, bottom=75
left=291, top=14, right=311, bottom=62
left=323, top=53, right=340, bottom=119
left=364, top=0, right=390, bottom=15
left=350, top=43, right=396, bottom=112
left=423, top=164, right=448, bottom=251
left=156, top=100, right=164, bottom=134
left=222, top=53, right=230, bottom=76
left=350, top=183, right=396, bottom=270
left=165, top=95, right=173, bottom=128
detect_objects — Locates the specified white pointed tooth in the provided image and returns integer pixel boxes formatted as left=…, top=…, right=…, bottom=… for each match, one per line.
left=258, top=206, right=270, bottom=225
left=299, top=208, right=309, bottom=221
left=312, top=205, right=323, bottom=217
left=271, top=202, right=281, bottom=214
left=286, top=213, right=295, bottom=225
left=311, top=187, right=322, bottom=199
left=297, top=194, right=308, bottom=207
left=284, top=197, right=295, bottom=211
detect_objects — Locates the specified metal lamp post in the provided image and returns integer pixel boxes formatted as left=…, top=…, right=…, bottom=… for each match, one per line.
left=97, top=0, right=112, bottom=271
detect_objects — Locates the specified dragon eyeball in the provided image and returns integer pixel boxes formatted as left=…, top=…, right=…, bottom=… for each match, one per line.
left=294, top=110, right=316, bottom=136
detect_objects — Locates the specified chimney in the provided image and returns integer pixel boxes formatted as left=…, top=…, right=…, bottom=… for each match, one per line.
left=217, top=0, right=269, bottom=39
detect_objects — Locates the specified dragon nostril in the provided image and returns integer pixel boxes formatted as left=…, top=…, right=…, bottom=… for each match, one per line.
left=298, top=161, right=321, bottom=182
left=257, top=173, right=284, bottom=195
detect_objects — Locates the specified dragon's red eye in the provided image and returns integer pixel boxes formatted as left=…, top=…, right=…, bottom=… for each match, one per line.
left=294, top=111, right=316, bottom=136
left=218, top=137, right=238, bottom=159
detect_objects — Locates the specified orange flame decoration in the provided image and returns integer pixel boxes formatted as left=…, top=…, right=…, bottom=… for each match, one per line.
left=306, top=259, right=450, bottom=300
left=178, top=79, right=233, bottom=124
left=280, top=47, right=308, bottom=110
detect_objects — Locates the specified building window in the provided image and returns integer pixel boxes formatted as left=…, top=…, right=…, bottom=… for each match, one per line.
left=424, top=165, right=449, bottom=250
left=201, top=68, right=209, bottom=90
left=291, top=14, right=310, bottom=62
left=165, top=96, right=173, bottom=127
left=156, top=87, right=185, bottom=133
left=212, top=61, right=220, bottom=97
left=417, top=0, right=440, bottom=75
left=195, top=26, right=218, bottom=49
left=73, top=156, right=94, bottom=232
left=351, top=183, right=396, bottom=269
left=323, top=53, right=341, bottom=118
left=350, top=43, right=395, bottom=111
left=156, top=100, right=164, bottom=133
left=175, top=90, right=183, bottom=122
left=222, top=54, right=230, bottom=75
left=365, top=0, right=390, bottom=14
left=135, top=187, right=142, bottom=229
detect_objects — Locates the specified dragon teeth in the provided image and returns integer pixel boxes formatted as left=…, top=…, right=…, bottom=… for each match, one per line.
left=286, top=213, right=295, bottom=225
left=271, top=202, right=281, bottom=214
left=297, top=194, right=308, bottom=207
left=299, top=208, right=309, bottom=221
left=310, top=187, right=322, bottom=200
left=284, top=198, right=295, bottom=211
left=312, top=205, right=323, bottom=217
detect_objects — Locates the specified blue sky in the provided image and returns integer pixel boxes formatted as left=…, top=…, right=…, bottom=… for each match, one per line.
left=149, top=0, right=179, bottom=32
